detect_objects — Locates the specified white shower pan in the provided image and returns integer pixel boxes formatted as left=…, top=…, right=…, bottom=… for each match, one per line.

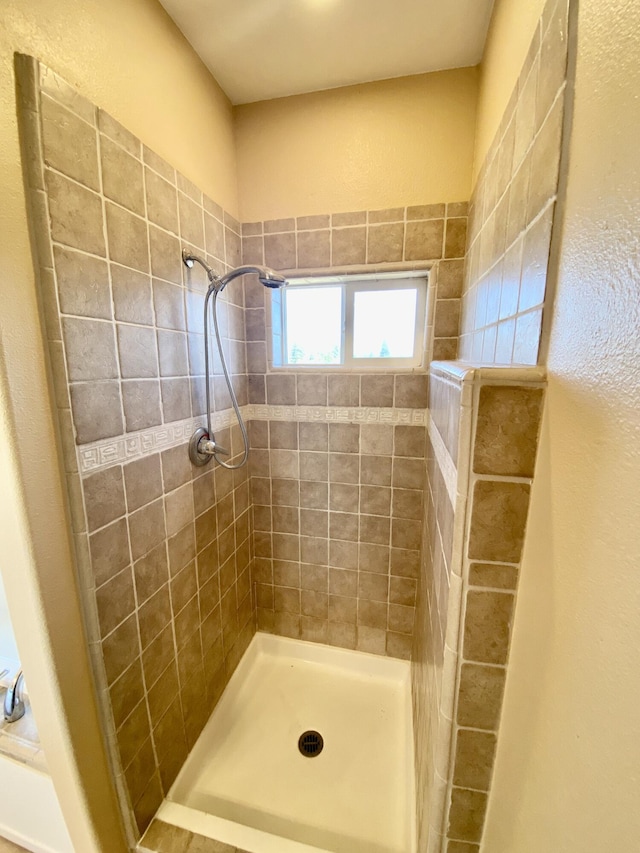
left=157, top=633, right=415, bottom=853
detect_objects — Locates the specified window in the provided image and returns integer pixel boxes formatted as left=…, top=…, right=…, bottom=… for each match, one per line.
left=272, top=273, right=428, bottom=368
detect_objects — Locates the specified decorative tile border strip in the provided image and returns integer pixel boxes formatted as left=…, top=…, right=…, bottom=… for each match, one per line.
left=77, top=410, right=237, bottom=476
left=246, top=404, right=427, bottom=425
left=78, top=405, right=429, bottom=474
left=428, top=412, right=457, bottom=508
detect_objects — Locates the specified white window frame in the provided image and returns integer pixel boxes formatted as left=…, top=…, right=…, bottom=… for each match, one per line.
left=277, top=271, right=428, bottom=369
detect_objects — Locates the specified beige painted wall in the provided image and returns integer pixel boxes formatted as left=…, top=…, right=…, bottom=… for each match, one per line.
left=2, top=0, right=238, bottom=215
left=483, top=0, right=640, bottom=849
left=472, top=0, right=546, bottom=182
left=235, top=69, right=479, bottom=222
left=0, top=0, right=239, bottom=849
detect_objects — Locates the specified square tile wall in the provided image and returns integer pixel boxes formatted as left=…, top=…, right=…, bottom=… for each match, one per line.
left=249, top=417, right=426, bottom=658
left=241, top=204, right=468, bottom=658
left=17, top=56, right=251, bottom=837
left=444, top=378, right=544, bottom=850
left=415, top=362, right=545, bottom=853
left=241, top=202, right=468, bottom=385
left=459, top=0, right=571, bottom=365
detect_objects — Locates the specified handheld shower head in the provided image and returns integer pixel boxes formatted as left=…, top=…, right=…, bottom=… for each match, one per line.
left=181, top=249, right=287, bottom=291
left=258, top=269, right=287, bottom=289
left=181, top=247, right=287, bottom=473
left=218, top=265, right=286, bottom=291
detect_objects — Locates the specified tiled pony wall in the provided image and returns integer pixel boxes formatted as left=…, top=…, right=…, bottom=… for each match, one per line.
left=414, top=364, right=544, bottom=852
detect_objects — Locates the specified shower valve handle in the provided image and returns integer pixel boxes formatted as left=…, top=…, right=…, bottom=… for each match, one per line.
left=199, top=437, right=229, bottom=457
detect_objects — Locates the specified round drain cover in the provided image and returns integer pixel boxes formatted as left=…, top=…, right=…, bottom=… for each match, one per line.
left=298, top=730, right=324, bottom=757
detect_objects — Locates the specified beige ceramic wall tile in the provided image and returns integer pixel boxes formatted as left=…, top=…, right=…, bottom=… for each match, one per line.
left=264, top=217, right=295, bottom=234
left=457, top=663, right=506, bottom=731
left=145, top=168, right=179, bottom=233
left=468, top=480, right=530, bottom=563
left=444, top=218, right=468, bottom=259
left=474, top=385, right=544, bottom=476
left=264, top=231, right=296, bottom=269
left=106, top=201, right=148, bottom=271
left=452, top=729, right=497, bottom=791
left=297, top=229, right=330, bottom=268
left=369, top=207, right=404, bottom=223
left=405, top=219, right=444, bottom=260
left=448, top=787, right=488, bottom=844
left=54, top=246, right=111, bottom=319
left=367, top=223, right=404, bottom=263
left=408, top=203, right=446, bottom=220
left=360, top=374, right=394, bottom=407
left=242, top=234, right=264, bottom=265
left=512, top=308, right=543, bottom=364
left=327, top=375, right=360, bottom=406
left=41, top=94, right=100, bottom=190
left=149, top=224, right=182, bottom=282
left=69, top=381, right=124, bottom=443
left=434, top=300, right=461, bottom=338
left=437, top=259, right=464, bottom=298
left=46, top=170, right=105, bottom=255
left=178, top=192, right=205, bottom=250
left=468, top=562, right=518, bottom=590
left=433, top=338, right=458, bottom=361
left=463, top=591, right=514, bottom=665
left=332, top=211, right=366, bottom=227
left=97, top=110, right=140, bottom=158
left=297, top=215, right=330, bottom=230
left=100, top=135, right=145, bottom=216
left=205, top=212, right=225, bottom=260
left=332, top=226, right=366, bottom=265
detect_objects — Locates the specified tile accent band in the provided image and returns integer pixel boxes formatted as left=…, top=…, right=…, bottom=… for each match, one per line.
left=78, top=404, right=429, bottom=475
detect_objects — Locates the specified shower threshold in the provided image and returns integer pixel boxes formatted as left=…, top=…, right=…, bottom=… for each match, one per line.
left=154, top=632, right=415, bottom=853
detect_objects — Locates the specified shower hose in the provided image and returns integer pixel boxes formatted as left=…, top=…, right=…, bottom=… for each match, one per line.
left=203, top=285, right=250, bottom=470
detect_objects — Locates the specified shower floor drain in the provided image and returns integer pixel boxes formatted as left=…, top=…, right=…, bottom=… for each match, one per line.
left=298, top=730, right=324, bottom=757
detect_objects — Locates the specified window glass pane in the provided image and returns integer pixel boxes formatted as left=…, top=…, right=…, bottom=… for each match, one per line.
left=352, top=288, right=417, bottom=358
left=285, top=286, right=342, bottom=364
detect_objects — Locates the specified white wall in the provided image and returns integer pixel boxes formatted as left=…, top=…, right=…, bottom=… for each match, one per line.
left=483, top=0, right=640, bottom=849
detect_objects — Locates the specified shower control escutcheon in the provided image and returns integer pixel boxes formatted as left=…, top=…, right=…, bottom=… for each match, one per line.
left=189, top=427, right=229, bottom=466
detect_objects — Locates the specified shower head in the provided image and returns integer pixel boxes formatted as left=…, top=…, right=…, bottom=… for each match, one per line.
left=182, top=249, right=286, bottom=291
left=219, top=266, right=286, bottom=290
left=257, top=269, right=288, bottom=289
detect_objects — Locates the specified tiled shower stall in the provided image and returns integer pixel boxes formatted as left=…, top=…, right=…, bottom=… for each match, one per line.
left=14, top=0, right=570, bottom=846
